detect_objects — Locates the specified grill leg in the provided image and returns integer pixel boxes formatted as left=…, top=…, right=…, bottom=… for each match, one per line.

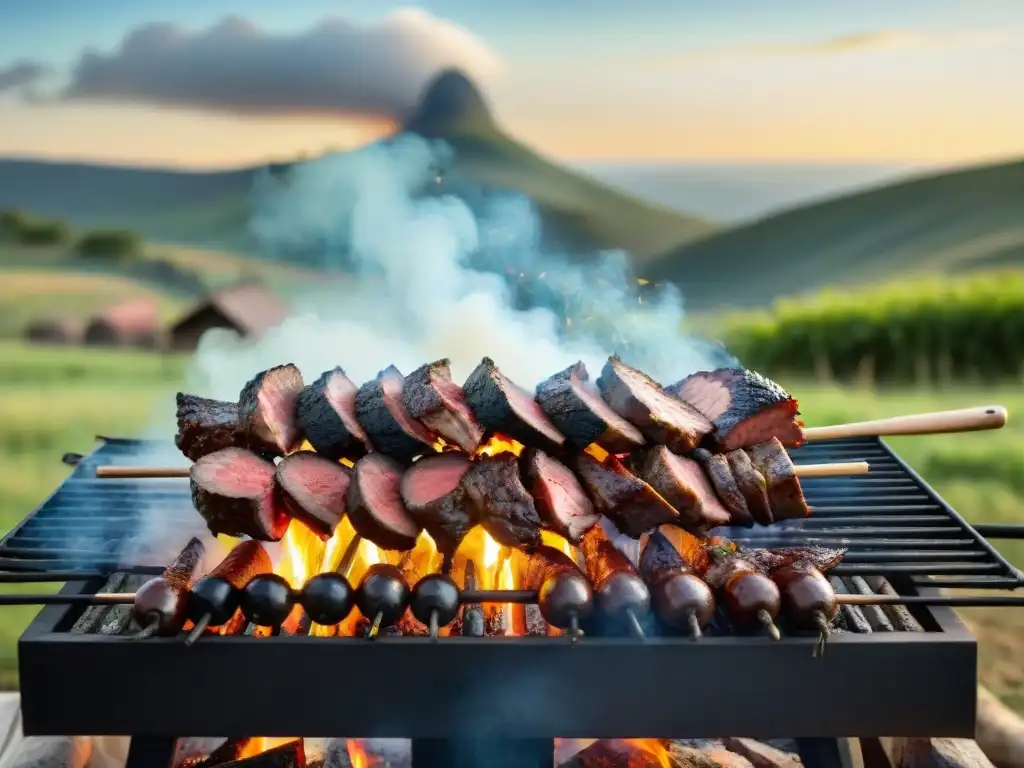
left=411, top=738, right=554, bottom=767
left=125, top=736, right=176, bottom=768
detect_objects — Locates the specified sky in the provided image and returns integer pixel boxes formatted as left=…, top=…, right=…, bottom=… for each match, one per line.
left=0, top=0, right=1022, bottom=168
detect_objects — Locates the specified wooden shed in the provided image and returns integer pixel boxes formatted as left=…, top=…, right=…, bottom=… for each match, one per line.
left=167, top=282, right=293, bottom=352
left=83, top=299, right=162, bottom=349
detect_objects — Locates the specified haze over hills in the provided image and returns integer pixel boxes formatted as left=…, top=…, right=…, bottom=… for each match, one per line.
left=644, top=157, right=1024, bottom=311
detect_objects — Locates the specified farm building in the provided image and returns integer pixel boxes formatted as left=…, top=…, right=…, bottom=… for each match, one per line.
left=167, top=281, right=293, bottom=351
left=23, top=317, right=84, bottom=346
left=83, top=299, right=162, bottom=349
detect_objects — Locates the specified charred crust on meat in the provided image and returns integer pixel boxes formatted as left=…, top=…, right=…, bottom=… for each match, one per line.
left=237, top=364, right=306, bottom=456
left=347, top=453, right=422, bottom=551
left=399, top=453, right=477, bottom=557
left=175, top=393, right=245, bottom=462
left=463, top=357, right=566, bottom=452
left=461, top=453, right=544, bottom=551
left=638, top=445, right=732, bottom=533
left=354, top=366, right=436, bottom=465
left=691, top=447, right=753, bottom=527
left=726, top=448, right=773, bottom=526
left=520, top=447, right=600, bottom=543
left=746, top=438, right=809, bottom=520
left=403, top=358, right=485, bottom=453
left=189, top=448, right=290, bottom=541
left=296, top=367, right=368, bottom=461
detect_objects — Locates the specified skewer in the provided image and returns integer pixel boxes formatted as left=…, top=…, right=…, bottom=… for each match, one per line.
left=803, top=405, right=1007, bottom=441
left=810, top=610, right=830, bottom=658
left=368, top=610, right=384, bottom=639
left=687, top=610, right=703, bottom=640
left=756, top=609, right=781, bottom=641
left=428, top=609, right=440, bottom=640
left=624, top=608, right=646, bottom=640
left=336, top=534, right=364, bottom=578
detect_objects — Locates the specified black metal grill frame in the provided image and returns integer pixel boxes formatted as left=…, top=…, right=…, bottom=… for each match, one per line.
left=10, top=436, right=1023, bottom=742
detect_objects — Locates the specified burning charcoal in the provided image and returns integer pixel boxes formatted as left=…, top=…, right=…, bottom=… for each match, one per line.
left=673, top=744, right=756, bottom=768
left=275, top=451, right=352, bottom=540
left=190, top=448, right=291, bottom=541
left=348, top=453, right=422, bottom=551
left=847, top=576, right=895, bottom=632
left=638, top=446, right=731, bottom=533
left=399, top=453, right=476, bottom=558
left=218, top=740, right=307, bottom=768
left=563, top=738, right=678, bottom=767
left=667, top=367, right=804, bottom=450
left=296, top=367, right=370, bottom=461
left=457, top=559, right=486, bottom=637
left=71, top=572, right=129, bottom=634
left=596, top=356, right=713, bottom=454
left=726, top=449, right=773, bottom=525
left=535, top=361, right=645, bottom=453
left=520, top=447, right=599, bottom=543
left=525, top=603, right=548, bottom=635
left=723, top=738, right=802, bottom=766
left=568, top=451, right=680, bottom=538
left=394, top=546, right=440, bottom=635
left=691, top=448, right=752, bottom=527
left=830, top=577, right=872, bottom=634
left=404, top=358, right=485, bottom=452
left=355, top=365, right=437, bottom=464
left=238, top=364, right=306, bottom=456
left=175, top=393, right=245, bottom=462
left=865, top=576, right=924, bottom=632
left=461, top=453, right=543, bottom=551
left=745, top=439, right=809, bottom=520
left=463, top=357, right=566, bottom=452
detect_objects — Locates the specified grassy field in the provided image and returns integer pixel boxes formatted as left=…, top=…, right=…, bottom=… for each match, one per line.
left=0, top=342, right=1020, bottom=710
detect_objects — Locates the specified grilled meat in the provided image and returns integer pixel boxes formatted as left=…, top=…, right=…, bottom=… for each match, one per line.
left=637, top=445, right=731, bottom=533
left=295, top=367, right=369, bottom=461
left=726, top=449, right=773, bottom=525
left=703, top=548, right=781, bottom=634
left=354, top=366, right=437, bottom=464
left=746, top=438, right=810, bottom=519
left=535, top=361, right=645, bottom=453
left=238, top=364, right=306, bottom=456
left=174, top=394, right=245, bottom=462
left=746, top=546, right=847, bottom=575
left=461, top=453, right=543, bottom=551
left=691, top=447, right=753, bottom=527
left=347, top=453, right=422, bottom=551
left=520, top=447, right=600, bottom=543
left=463, top=357, right=566, bottom=452
left=274, top=451, right=352, bottom=540
left=399, top=453, right=476, bottom=558
left=667, top=367, right=803, bottom=450
left=639, top=529, right=715, bottom=634
left=190, top=448, right=291, bottom=541
left=133, top=537, right=205, bottom=636
left=569, top=451, right=680, bottom=537
left=404, top=358, right=485, bottom=452
left=596, top=356, right=713, bottom=453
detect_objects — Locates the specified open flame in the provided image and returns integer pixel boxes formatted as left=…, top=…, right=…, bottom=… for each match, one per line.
left=346, top=739, right=370, bottom=768
left=624, top=739, right=673, bottom=767
left=234, top=737, right=299, bottom=761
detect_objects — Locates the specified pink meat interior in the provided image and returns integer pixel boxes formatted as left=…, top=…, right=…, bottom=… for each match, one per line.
left=326, top=371, right=369, bottom=442
left=622, top=367, right=709, bottom=431
left=674, top=374, right=728, bottom=421
left=193, top=448, right=274, bottom=496
left=404, top=454, right=470, bottom=504
left=287, top=453, right=350, bottom=512
left=259, top=368, right=304, bottom=450
left=533, top=452, right=594, bottom=520
left=361, top=456, right=419, bottom=536
left=380, top=368, right=435, bottom=443
left=668, top=452, right=730, bottom=520
left=432, top=373, right=480, bottom=427
left=570, top=372, right=644, bottom=442
left=503, top=375, right=566, bottom=446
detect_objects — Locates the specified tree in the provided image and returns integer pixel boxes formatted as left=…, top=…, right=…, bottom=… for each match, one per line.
left=76, top=229, right=142, bottom=260
left=0, top=209, right=70, bottom=246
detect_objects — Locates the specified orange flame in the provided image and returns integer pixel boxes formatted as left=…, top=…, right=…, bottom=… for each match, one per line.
left=624, top=739, right=673, bottom=767
left=235, top=737, right=299, bottom=761
left=347, top=739, right=370, bottom=768
left=475, top=434, right=524, bottom=457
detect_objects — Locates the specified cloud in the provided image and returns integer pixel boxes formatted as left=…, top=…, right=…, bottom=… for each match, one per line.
left=52, top=8, right=500, bottom=119
left=0, top=60, right=50, bottom=95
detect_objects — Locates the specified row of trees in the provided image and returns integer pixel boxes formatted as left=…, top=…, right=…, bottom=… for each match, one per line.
left=0, top=209, right=141, bottom=260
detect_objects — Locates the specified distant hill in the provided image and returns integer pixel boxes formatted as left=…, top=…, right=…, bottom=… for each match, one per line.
left=644, top=157, right=1024, bottom=311
left=0, top=69, right=713, bottom=264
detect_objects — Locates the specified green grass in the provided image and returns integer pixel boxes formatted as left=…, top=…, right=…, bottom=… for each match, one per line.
left=0, top=343, right=1020, bottom=709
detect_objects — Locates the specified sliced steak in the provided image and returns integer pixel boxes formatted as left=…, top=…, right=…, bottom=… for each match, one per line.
left=596, top=356, right=712, bottom=453
left=691, top=447, right=753, bottom=527
left=399, top=453, right=476, bottom=557
left=568, top=451, right=680, bottom=538
left=190, top=448, right=290, bottom=541
left=535, top=362, right=645, bottom=453
left=347, top=453, right=422, bottom=551
left=638, top=445, right=732, bottom=533
left=727, top=449, right=773, bottom=525
left=403, top=358, right=485, bottom=452
left=354, top=365, right=436, bottom=464
left=175, top=393, right=244, bottom=462
left=237, top=364, right=305, bottom=456
left=746, top=438, right=809, bottom=520
left=461, top=454, right=543, bottom=552
left=463, top=357, right=566, bottom=452
left=667, top=367, right=804, bottom=450
left=746, top=546, right=847, bottom=574
left=274, top=451, right=351, bottom=540
left=520, top=447, right=600, bottom=543
left=296, top=367, right=369, bottom=461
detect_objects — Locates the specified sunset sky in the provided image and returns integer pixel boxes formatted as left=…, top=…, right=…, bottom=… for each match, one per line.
left=0, top=0, right=1021, bottom=167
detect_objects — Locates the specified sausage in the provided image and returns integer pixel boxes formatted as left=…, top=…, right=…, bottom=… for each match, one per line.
left=133, top=537, right=206, bottom=636
left=578, top=526, right=650, bottom=629
left=186, top=540, right=274, bottom=633
left=774, top=560, right=839, bottom=656
left=703, top=550, right=780, bottom=638
left=638, top=530, right=715, bottom=637
left=209, top=539, right=274, bottom=586
left=519, top=545, right=593, bottom=631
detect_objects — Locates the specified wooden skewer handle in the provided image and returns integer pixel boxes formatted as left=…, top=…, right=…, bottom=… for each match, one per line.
left=793, top=461, right=869, bottom=478
left=802, top=405, right=1007, bottom=441
left=95, top=466, right=190, bottom=478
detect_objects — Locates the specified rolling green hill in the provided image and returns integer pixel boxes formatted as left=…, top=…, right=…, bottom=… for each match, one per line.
left=644, top=157, right=1024, bottom=311
left=0, top=70, right=713, bottom=263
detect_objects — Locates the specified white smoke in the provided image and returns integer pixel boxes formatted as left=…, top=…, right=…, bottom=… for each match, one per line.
left=185, top=133, right=731, bottom=400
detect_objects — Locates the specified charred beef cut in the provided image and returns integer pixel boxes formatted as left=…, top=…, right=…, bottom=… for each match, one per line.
left=238, top=364, right=306, bottom=456
left=461, top=453, right=544, bottom=552
left=347, top=453, right=422, bottom=551
left=596, top=356, right=713, bottom=454
left=520, top=447, right=600, bottom=543
left=727, top=448, right=773, bottom=525
left=746, top=546, right=847, bottom=575
left=190, top=448, right=291, bottom=541
left=295, top=367, right=369, bottom=461
left=399, top=453, right=476, bottom=558
left=667, top=367, right=804, bottom=450
left=535, top=362, right=645, bottom=453
left=463, top=357, right=566, bottom=452
left=638, top=445, right=732, bottom=533
left=175, top=394, right=245, bottom=462
left=354, top=365, right=436, bottom=464
left=568, top=451, right=680, bottom=538
left=274, top=451, right=352, bottom=540
left=746, top=438, right=810, bottom=520
left=403, top=358, right=485, bottom=452
left=691, top=447, right=753, bottom=527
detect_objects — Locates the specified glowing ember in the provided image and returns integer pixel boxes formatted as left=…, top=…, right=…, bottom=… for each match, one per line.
left=624, top=738, right=673, bottom=767
left=235, top=737, right=299, bottom=761
left=475, top=434, right=524, bottom=457
left=346, top=738, right=370, bottom=768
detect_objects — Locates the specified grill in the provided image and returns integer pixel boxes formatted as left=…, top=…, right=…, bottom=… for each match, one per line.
left=7, top=436, right=1024, bottom=768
